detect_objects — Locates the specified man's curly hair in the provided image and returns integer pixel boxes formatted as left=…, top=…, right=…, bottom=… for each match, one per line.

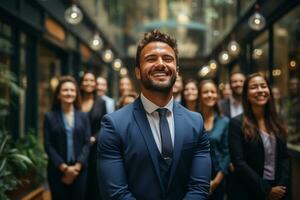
left=135, top=29, right=178, bottom=68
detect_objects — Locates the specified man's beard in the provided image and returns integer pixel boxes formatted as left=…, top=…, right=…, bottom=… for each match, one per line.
left=141, top=73, right=176, bottom=92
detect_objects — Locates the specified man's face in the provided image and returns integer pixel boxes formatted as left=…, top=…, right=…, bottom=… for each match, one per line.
left=135, top=41, right=177, bottom=93
left=96, top=77, right=108, bottom=96
left=173, top=75, right=183, bottom=95
left=119, top=77, right=132, bottom=96
left=230, top=73, right=245, bottom=97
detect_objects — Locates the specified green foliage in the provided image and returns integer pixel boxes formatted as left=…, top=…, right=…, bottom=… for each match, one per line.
left=15, top=130, right=47, bottom=186
left=0, top=132, right=33, bottom=199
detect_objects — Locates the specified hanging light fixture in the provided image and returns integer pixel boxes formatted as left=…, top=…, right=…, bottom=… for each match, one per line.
left=227, top=40, right=240, bottom=56
left=64, top=2, right=83, bottom=25
left=113, top=58, right=122, bottom=71
left=208, top=59, right=218, bottom=70
left=89, top=33, right=103, bottom=51
left=198, top=66, right=210, bottom=77
left=248, top=5, right=266, bottom=31
left=120, top=68, right=128, bottom=76
left=102, top=49, right=114, bottom=63
left=218, top=51, right=230, bottom=65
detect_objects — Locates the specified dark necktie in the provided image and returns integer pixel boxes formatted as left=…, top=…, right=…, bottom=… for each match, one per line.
left=157, top=108, right=173, bottom=159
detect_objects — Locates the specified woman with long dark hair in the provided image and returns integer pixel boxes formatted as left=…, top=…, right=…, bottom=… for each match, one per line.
left=229, top=73, right=289, bottom=200
left=80, top=71, right=106, bottom=200
left=199, top=79, right=230, bottom=200
left=44, top=76, right=90, bottom=200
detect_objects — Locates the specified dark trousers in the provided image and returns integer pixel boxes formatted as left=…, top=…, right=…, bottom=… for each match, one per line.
left=86, top=144, right=102, bottom=200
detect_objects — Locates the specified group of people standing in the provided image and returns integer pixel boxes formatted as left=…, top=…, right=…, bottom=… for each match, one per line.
left=173, top=70, right=290, bottom=200
left=44, top=29, right=292, bottom=200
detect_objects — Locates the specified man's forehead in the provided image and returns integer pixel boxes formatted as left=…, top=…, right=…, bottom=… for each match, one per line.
left=141, top=41, right=175, bottom=56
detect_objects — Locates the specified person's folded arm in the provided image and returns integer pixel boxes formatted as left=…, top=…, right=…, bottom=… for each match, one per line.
left=97, top=115, right=136, bottom=200
left=44, top=114, right=65, bottom=169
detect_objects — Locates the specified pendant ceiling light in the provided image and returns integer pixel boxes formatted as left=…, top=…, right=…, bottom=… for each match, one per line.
left=227, top=40, right=240, bottom=56
left=102, top=49, right=114, bottom=63
left=113, top=58, right=122, bottom=71
left=248, top=4, right=266, bottom=31
left=89, top=33, right=103, bottom=51
left=120, top=68, right=128, bottom=76
left=218, top=51, right=230, bottom=65
left=64, top=2, right=83, bottom=25
left=208, top=59, right=218, bottom=70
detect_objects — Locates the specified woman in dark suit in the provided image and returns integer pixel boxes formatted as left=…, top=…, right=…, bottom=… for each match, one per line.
left=229, top=73, right=289, bottom=200
left=80, top=71, right=106, bottom=200
left=199, top=80, right=230, bottom=200
left=44, top=76, right=91, bottom=200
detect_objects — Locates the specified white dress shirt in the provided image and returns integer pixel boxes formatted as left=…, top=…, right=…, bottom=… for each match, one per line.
left=140, top=93, right=175, bottom=153
left=229, top=96, right=243, bottom=118
left=102, top=95, right=115, bottom=114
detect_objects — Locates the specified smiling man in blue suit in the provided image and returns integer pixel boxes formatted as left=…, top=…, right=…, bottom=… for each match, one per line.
left=97, top=29, right=211, bottom=200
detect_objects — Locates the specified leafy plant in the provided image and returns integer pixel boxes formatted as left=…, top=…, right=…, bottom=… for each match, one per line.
left=15, top=130, right=47, bottom=186
left=0, top=62, right=33, bottom=199
left=0, top=132, right=32, bottom=200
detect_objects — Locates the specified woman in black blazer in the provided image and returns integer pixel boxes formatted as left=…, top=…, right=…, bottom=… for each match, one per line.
left=44, top=76, right=91, bottom=200
left=80, top=71, right=106, bottom=200
left=229, top=73, right=289, bottom=200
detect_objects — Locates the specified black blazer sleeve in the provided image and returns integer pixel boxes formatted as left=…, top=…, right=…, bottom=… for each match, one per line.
left=76, top=112, right=91, bottom=167
left=228, top=116, right=272, bottom=198
left=89, top=96, right=107, bottom=136
left=44, top=113, right=65, bottom=168
left=277, top=138, right=290, bottom=187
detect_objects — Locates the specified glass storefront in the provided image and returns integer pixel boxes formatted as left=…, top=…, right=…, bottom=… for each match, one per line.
left=79, top=0, right=237, bottom=58
left=252, top=31, right=269, bottom=77
left=0, top=20, right=12, bottom=128
left=37, top=44, right=62, bottom=137
left=274, top=5, right=300, bottom=140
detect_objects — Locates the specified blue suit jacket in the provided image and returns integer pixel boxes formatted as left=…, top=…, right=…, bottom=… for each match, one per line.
left=97, top=98, right=211, bottom=200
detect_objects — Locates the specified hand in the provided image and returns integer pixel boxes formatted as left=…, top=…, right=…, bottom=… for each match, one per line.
left=61, top=166, right=79, bottom=184
left=90, top=136, right=96, bottom=145
left=74, top=162, right=82, bottom=172
left=267, top=186, right=286, bottom=200
left=61, top=174, right=76, bottom=184
left=209, top=180, right=219, bottom=194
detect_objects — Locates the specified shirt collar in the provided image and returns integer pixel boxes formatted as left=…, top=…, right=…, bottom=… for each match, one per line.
left=140, top=93, right=174, bottom=114
left=230, top=95, right=241, bottom=106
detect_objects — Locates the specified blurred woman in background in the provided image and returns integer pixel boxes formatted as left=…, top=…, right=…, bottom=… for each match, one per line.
left=182, top=79, right=199, bottom=112
left=80, top=71, right=106, bottom=200
left=199, top=79, right=230, bottom=200
left=44, top=76, right=90, bottom=200
left=229, top=73, right=289, bottom=200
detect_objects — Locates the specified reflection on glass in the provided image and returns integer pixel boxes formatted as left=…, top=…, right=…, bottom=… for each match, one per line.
left=79, top=0, right=237, bottom=57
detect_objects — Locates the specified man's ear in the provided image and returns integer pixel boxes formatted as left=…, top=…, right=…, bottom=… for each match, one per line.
left=135, top=67, right=141, bottom=80
left=176, top=66, right=179, bottom=75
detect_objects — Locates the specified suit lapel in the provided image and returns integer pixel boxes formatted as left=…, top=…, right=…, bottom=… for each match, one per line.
left=132, top=98, right=165, bottom=192
left=55, top=109, right=66, bottom=133
left=168, top=103, right=184, bottom=188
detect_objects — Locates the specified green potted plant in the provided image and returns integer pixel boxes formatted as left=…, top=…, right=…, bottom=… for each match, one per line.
left=0, top=132, right=32, bottom=200
left=0, top=62, right=33, bottom=199
left=15, top=130, right=47, bottom=187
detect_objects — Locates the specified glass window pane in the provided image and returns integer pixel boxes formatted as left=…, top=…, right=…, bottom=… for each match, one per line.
left=252, top=31, right=269, bottom=77
left=274, top=5, right=300, bottom=140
